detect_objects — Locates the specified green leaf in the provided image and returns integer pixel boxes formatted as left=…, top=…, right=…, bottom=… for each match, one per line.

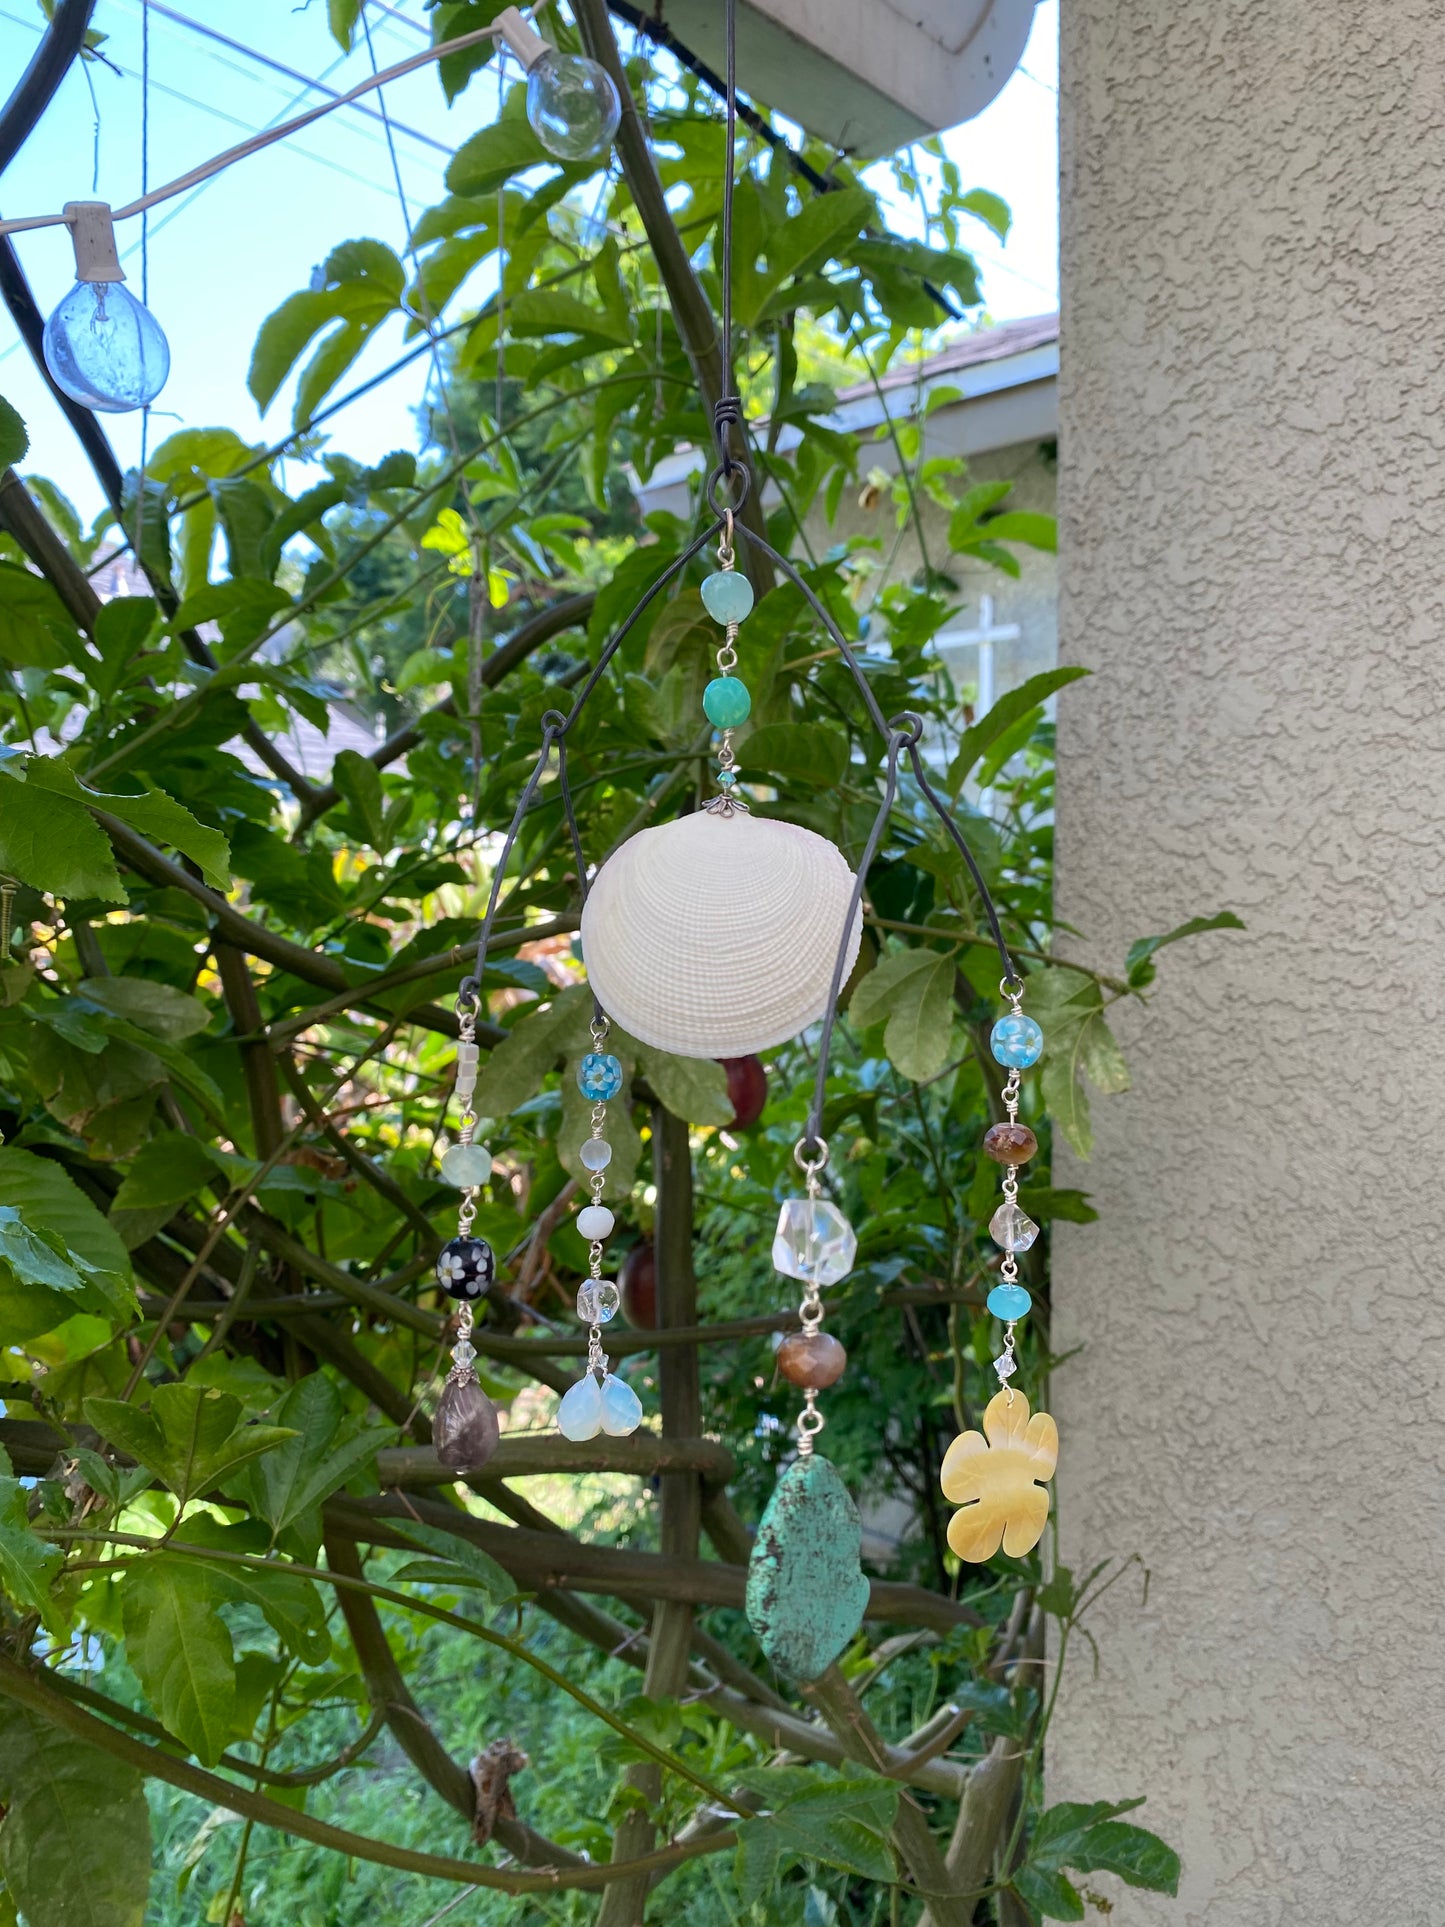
left=120, top=1555, right=235, bottom=1763
left=976, top=510, right=1056, bottom=552
left=0, top=561, right=81, bottom=669
left=0, top=772, right=124, bottom=901
left=1027, top=966, right=1130, bottom=1159
left=172, top=1515, right=331, bottom=1662
left=1017, top=1186, right=1099, bottom=1225
left=743, top=186, right=873, bottom=327
left=390, top=1519, right=516, bottom=1601
left=0, top=1147, right=132, bottom=1305
left=327, top=0, right=362, bottom=47
left=732, top=1765, right=899, bottom=1898
left=633, top=1045, right=732, bottom=1127
left=245, top=1374, right=386, bottom=1539
left=471, top=988, right=590, bottom=1118
left=446, top=117, right=552, bottom=197
left=0, top=1457, right=63, bottom=1630
left=111, top=1132, right=223, bottom=1212
left=83, top=1385, right=296, bottom=1508
left=849, top=947, right=956, bottom=1081
left=0, top=393, right=28, bottom=468
left=0, top=1702, right=151, bottom=1927
left=1013, top=1799, right=1180, bottom=1920
left=24, top=758, right=230, bottom=889
left=0, top=1204, right=89, bottom=1294
left=960, top=186, right=1012, bottom=238
left=78, top=978, right=211, bottom=1042
left=946, top=666, right=1090, bottom=796
left=331, top=748, right=389, bottom=847
left=92, top=595, right=158, bottom=660
left=1126, top=910, right=1244, bottom=988
left=741, top=721, right=849, bottom=788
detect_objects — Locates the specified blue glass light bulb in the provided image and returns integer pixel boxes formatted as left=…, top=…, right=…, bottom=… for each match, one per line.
left=526, top=50, right=621, bottom=161
left=43, top=279, right=170, bottom=414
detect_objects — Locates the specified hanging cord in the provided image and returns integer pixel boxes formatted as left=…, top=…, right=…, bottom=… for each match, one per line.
left=711, top=0, right=741, bottom=476
left=132, top=0, right=151, bottom=574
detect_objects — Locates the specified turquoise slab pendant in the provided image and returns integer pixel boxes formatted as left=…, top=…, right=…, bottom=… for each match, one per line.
left=745, top=1455, right=870, bottom=1680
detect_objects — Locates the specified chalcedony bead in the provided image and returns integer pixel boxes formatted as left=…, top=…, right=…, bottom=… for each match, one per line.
left=703, top=675, right=751, bottom=729
left=577, top=1279, right=620, bottom=1324
left=577, top=1203, right=616, bottom=1240
left=990, top=1012, right=1043, bottom=1068
left=557, top=1372, right=603, bottom=1441
left=578, top=1051, right=624, bottom=1101
left=440, top=1141, right=493, bottom=1187
left=983, top=1122, right=1037, bottom=1165
left=435, top=1236, right=496, bottom=1301
left=700, top=569, right=754, bottom=625
left=777, top=1330, right=847, bottom=1389
left=580, top=1137, right=612, bottom=1171
left=772, top=1197, right=856, bottom=1287
left=989, top=1201, right=1038, bottom=1253
left=987, top=1282, right=1033, bottom=1321
left=599, top=1372, right=643, bottom=1435
left=434, top=1374, right=500, bottom=1469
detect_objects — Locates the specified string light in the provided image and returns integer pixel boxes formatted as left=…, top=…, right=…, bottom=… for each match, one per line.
left=0, top=3, right=620, bottom=414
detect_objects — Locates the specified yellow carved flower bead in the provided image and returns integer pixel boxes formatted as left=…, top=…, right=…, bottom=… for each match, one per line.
left=939, top=1389, right=1059, bottom=1563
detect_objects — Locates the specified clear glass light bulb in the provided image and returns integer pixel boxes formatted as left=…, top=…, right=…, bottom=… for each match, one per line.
left=526, top=50, right=621, bottom=161
left=42, top=279, right=170, bottom=413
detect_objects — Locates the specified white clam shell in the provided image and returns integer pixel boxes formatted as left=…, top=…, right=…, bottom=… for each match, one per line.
left=580, top=812, right=862, bottom=1057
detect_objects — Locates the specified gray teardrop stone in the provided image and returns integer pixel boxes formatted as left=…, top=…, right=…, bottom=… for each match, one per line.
left=435, top=1375, right=500, bottom=1469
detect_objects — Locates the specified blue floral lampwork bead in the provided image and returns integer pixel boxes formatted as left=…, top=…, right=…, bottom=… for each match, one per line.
left=990, top=1012, right=1044, bottom=1068
left=578, top=1051, right=624, bottom=1101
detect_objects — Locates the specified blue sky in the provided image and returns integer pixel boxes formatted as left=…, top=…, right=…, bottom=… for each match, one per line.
left=0, top=0, right=1058, bottom=523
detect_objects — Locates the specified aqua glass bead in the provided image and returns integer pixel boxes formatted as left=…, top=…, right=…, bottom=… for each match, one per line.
left=439, top=1141, right=493, bottom=1187
left=703, top=675, right=752, bottom=728
left=578, top=1051, right=624, bottom=1100
left=717, top=768, right=739, bottom=788
left=990, top=1012, right=1043, bottom=1068
left=700, top=570, right=754, bottom=625
left=987, top=1281, right=1033, bottom=1321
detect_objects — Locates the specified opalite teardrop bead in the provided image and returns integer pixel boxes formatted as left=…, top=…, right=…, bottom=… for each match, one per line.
left=703, top=675, right=752, bottom=728
left=598, top=1373, right=643, bottom=1436
left=700, top=570, right=754, bottom=624
left=557, top=1373, right=603, bottom=1440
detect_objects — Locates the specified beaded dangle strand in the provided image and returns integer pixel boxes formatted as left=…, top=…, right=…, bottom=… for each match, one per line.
left=983, top=978, right=1045, bottom=1393
left=432, top=986, right=502, bottom=1469
left=557, top=1013, right=643, bottom=1440
left=772, top=1140, right=851, bottom=1448
left=700, top=515, right=754, bottom=816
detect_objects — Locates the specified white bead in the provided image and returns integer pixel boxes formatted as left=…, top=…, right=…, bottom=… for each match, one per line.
left=577, top=1204, right=615, bottom=1240
left=580, top=1137, right=612, bottom=1171
left=457, top=1043, right=480, bottom=1069
left=599, top=1373, right=642, bottom=1436
left=557, top=1373, right=603, bottom=1441
left=580, top=813, right=861, bottom=1057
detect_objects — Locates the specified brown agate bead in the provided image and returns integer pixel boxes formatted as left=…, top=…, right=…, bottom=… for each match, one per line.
left=777, top=1330, right=847, bottom=1390
left=983, top=1122, right=1037, bottom=1165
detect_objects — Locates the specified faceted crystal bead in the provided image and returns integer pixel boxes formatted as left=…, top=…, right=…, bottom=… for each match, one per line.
left=993, top=1350, right=1018, bottom=1382
left=435, top=1235, right=496, bottom=1300
left=990, top=1013, right=1044, bottom=1069
left=557, top=1372, right=603, bottom=1441
left=451, top=1338, right=477, bottom=1367
left=987, top=1282, right=1033, bottom=1321
left=717, top=768, right=739, bottom=788
left=700, top=569, right=755, bottom=625
left=434, top=1375, right=500, bottom=1468
left=576, top=1279, right=620, bottom=1324
left=989, top=1202, right=1038, bottom=1253
left=983, top=1122, right=1038, bottom=1165
left=440, top=1141, right=493, bottom=1187
left=580, top=1137, right=612, bottom=1171
left=577, top=1203, right=616, bottom=1240
left=772, top=1197, right=857, bottom=1287
left=599, top=1372, right=643, bottom=1435
left=702, top=674, right=752, bottom=728
left=777, top=1330, right=847, bottom=1390
left=578, top=1051, right=624, bottom=1101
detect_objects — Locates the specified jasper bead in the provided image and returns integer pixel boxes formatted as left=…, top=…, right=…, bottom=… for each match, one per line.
left=700, top=570, right=754, bottom=625
left=990, top=1013, right=1043, bottom=1068
left=983, top=1122, right=1037, bottom=1165
left=777, top=1330, right=847, bottom=1390
left=703, top=675, right=751, bottom=728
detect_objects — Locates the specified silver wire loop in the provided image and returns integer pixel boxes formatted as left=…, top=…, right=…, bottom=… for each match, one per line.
left=793, top=1135, right=829, bottom=1174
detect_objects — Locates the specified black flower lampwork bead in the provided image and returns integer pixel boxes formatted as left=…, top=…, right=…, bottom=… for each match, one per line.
left=436, top=1235, right=495, bottom=1301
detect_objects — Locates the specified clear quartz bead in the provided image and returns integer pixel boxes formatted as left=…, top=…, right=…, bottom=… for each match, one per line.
left=451, top=1339, right=477, bottom=1367
left=576, top=1279, right=620, bottom=1324
left=772, top=1197, right=857, bottom=1287
left=989, top=1200, right=1039, bottom=1253
left=994, top=1350, right=1018, bottom=1381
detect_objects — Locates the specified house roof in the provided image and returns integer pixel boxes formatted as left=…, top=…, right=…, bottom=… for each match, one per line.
left=834, top=312, right=1059, bottom=406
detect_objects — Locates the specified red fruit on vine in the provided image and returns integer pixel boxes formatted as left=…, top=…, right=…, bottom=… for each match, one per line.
left=720, top=1054, right=767, bottom=1129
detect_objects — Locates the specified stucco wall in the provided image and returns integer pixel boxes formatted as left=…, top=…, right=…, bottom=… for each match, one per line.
left=1052, top=4, right=1445, bottom=1921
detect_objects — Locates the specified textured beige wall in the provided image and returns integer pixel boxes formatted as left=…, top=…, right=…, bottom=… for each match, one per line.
left=1052, top=3, right=1445, bottom=1920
